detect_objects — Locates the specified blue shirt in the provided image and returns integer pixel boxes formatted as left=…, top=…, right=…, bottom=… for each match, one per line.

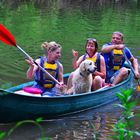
left=102, top=43, right=133, bottom=82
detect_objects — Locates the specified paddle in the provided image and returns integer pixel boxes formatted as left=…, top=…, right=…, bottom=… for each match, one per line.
left=0, top=24, right=60, bottom=85
left=122, top=49, right=140, bottom=91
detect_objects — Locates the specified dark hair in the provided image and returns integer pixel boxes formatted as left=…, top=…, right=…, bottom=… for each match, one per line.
left=86, top=38, right=98, bottom=51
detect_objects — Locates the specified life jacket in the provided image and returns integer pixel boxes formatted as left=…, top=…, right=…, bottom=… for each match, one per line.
left=101, top=43, right=127, bottom=82
left=102, top=43, right=125, bottom=72
left=82, top=52, right=100, bottom=72
left=34, top=56, right=59, bottom=89
left=112, top=49, right=124, bottom=70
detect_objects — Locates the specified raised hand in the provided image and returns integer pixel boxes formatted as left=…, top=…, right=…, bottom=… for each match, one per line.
left=72, top=49, right=79, bottom=60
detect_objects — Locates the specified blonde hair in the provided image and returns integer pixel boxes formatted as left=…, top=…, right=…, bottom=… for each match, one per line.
left=41, top=41, right=61, bottom=54
left=41, top=42, right=49, bottom=52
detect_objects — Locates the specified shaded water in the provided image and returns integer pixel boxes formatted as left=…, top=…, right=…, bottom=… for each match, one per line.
left=1, top=101, right=140, bottom=140
left=0, top=0, right=140, bottom=139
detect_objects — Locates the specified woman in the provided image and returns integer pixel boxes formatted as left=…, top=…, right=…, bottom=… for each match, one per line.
left=26, top=41, right=64, bottom=96
left=67, top=38, right=106, bottom=92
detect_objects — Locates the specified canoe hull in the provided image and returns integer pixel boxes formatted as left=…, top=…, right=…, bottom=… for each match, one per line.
left=0, top=72, right=133, bottom=123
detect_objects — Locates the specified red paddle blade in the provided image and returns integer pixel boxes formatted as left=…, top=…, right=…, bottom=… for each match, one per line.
left=0, top=24, right=16, bottom=46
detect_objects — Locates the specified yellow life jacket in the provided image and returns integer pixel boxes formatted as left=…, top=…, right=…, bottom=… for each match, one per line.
left=113, top=49, right=123, bottom=70
left=86, top=56, right=96, bottom=63
left=35, top=57, right=59, bottom=89
left=83, top=53, right=100, bottom=72
left=43, top=62, right=58, bottom=88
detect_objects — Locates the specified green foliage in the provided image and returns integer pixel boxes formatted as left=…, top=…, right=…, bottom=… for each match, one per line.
left=36, top=117, right=43, bottom=123
left=0, top=131, right=6, bottom=139
left=112, top=89, right=140, bottom=140
left=7, top=119, right=43, bottom=136
left=0, top=117, right=52, bottom=140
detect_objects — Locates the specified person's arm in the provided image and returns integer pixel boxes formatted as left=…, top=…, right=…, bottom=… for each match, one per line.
left=125, top=47, right=139, bottom=79
left=130, top=56, right=139, bottom=79
left=93, top=55, right=106, bottom=79
left=58, top=63, right=64, bottom=84
left=72, top=49, right=84, bottom=69
left=26, top=59, right=39, bottom=79
left=75, top=56, right=84, bottom=69
left=72, top=49, right=78, bottom=69
left=101, top=44, right=125, bottom=53
left=55, top=63, right=65, bottom=91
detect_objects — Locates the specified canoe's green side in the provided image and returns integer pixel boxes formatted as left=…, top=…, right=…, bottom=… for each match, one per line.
left=0, top=72, right=133, bottom=123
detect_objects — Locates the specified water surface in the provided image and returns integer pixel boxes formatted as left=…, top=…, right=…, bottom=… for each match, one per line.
left=0, top=0, right=140, bottom=139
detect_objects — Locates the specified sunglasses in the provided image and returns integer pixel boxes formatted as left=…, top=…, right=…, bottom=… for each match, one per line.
left=87, top=38, right=97, bottom=42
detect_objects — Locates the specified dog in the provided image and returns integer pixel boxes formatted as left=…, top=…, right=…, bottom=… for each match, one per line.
left=71, top=59, right=96, bottom=94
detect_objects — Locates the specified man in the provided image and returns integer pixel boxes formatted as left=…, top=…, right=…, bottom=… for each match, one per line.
left=101, top=31, right=139, bottom=84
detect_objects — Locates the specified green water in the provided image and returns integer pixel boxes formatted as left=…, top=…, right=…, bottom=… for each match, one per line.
left=0, top=0, right=140, bottom=88
left=0, top=1, right=140, bottom=139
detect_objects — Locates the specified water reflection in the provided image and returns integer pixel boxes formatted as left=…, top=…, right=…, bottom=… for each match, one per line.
left=0, top=0, right=140, bottom=87
left=0, top=0, right=140, bottom=140
left=0, top=95, right=139, bottom=139
left=0, top=102, right=121, bottom=140
left=2, top=0, right=140, bottom=8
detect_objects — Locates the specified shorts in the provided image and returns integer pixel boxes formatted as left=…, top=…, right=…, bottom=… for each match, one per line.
left=32, top=81, right=58, bottom=96
left=110, top=70, right=120, bottom=83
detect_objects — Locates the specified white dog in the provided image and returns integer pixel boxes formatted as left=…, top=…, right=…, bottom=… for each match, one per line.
left=71, top=59, right=96, bottom=94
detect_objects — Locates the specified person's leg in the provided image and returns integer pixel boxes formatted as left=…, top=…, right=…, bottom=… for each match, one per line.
left=93, top=76, right=104, bottom=90
left=42, top=87, right=57, bottom=96
left=112, top=67, right=129, bottom=85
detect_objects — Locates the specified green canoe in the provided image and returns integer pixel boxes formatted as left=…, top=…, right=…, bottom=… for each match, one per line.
left=0, top=72, right=134, bottom=123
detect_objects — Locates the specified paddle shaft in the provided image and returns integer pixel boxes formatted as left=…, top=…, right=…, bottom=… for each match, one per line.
left=122, top=49, right=140, bottom=86
left=16, top=45, right=60, bottom=85
left=0, top=24, right=60, bottom=85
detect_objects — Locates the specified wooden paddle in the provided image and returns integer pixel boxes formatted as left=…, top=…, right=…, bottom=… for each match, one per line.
left=0, top=24, right=60, bottom=85
left=122, top=49, right=140, bottom=91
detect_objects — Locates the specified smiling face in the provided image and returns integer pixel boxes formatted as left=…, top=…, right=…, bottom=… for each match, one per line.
left=50, top=47, right=61, bottom=60
left=86, top=40, right=97, bottom=55
left=48, top=47, right=61, bottom=62
left=111, top=32, right=123, bottom=45
left=47, top=42, right=62, bottom=63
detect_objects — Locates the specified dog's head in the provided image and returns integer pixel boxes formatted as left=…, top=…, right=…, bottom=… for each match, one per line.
left=79, top=60, right=96, bottom=74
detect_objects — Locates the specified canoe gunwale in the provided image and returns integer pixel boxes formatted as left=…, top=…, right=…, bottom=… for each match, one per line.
left=0, top=71, right=133, bottom=98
